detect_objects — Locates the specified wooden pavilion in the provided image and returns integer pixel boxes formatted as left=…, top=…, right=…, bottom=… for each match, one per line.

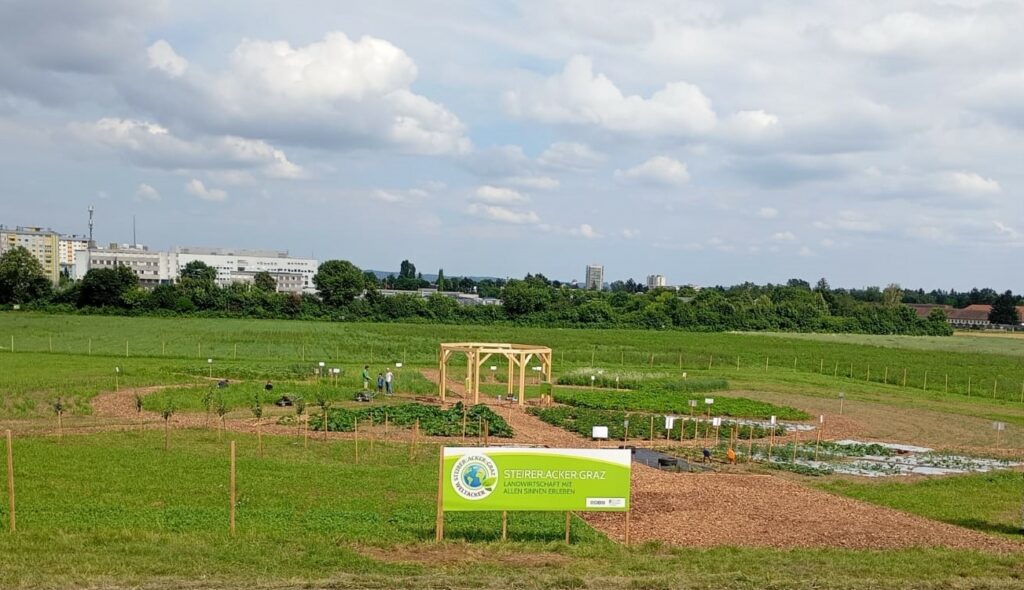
left=438, top=343, right=553, bottom=407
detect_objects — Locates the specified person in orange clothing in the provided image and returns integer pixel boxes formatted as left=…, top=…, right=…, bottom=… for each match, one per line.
left=726, top=447, right=737, bottom=464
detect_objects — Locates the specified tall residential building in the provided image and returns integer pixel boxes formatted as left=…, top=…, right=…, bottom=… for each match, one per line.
left=0, top=226, right=61, bottom=284
left=585, top=264, right=604, bottom=290
left=58, top=235, right=90, bottom=273
left=74, top=244, right=178, bottom=288
left=175, top=247, right=319, bottom=294
left=646, top=274, right=667, bottom=289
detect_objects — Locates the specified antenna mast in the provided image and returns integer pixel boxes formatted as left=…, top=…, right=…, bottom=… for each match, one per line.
left=88, top=205, right=95, bottom=248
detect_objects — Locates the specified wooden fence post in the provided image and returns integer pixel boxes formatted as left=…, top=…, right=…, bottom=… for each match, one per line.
left=5, top=430, right=14, bottom=533
left=229, top=440, right=236, bottom=536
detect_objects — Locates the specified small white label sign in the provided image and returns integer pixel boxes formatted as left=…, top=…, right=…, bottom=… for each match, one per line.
left=592, top=426, right=609, bottom=439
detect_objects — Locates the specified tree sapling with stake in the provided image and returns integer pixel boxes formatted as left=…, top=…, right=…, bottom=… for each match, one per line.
left=316, top=391, right=331, bottom=440
left=134, top=394, right=143, bottom=413
left=201, top=388, right=214, bottom=427
left=53, top=398, right=64, bottom=441
left=215, top=393, right=228, bottom=440
left=161, top=398, right=175, bottom=451
left=252, top=391, right=264, bottom=457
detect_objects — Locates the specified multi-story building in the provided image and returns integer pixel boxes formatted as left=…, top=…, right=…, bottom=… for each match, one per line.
left=0, top=226, right=61, bottom=284
left=646, top=274, right=667, bottom=289
left=73, top=244, right=178, bottom=288
left=58, top=235, right=90, bottom=275
left=174, top=247, right=318, bottom=294
left=585, top=264, right=604, bottom=290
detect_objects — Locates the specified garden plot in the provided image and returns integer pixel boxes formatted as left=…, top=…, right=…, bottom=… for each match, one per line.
left=741, top=440, right=1021, bottom=477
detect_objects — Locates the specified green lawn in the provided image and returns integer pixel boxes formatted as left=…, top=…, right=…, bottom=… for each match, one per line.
left=1, top=430, right=1023, bottom=589
left=822, top=472, right=1024, bottom=537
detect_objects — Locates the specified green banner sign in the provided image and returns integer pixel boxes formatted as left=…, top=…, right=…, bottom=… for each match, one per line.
left=442, top=448, right=631, bottom=512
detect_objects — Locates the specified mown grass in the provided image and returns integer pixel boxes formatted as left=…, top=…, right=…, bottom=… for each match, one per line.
left=1, top=430, right=1023, bottom=589
left=822, top=471, right=1024, bottom=537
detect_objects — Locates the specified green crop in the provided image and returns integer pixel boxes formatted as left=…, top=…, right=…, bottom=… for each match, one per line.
left=308, top=402, right=513, bottom=437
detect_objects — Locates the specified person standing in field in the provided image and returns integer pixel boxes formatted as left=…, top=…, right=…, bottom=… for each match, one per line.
left=385, top=368, right=394, bottom=395
left=376, top=372, right=385, bottom=395
left=726, top=447, right=737, bottom=464
left=361, top=365, right=370, bottom=390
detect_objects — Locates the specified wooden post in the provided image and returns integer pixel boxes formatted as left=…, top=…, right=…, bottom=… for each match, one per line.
left=945, top=374, right=949, bottom=394
left=649, top=415, right=654, bottom=445
left=501, top=511, right=508, bottom=541
left=624, top=511, right=631, bottom=546
left=435, top=447, right=445, bottom=542
left=833, top=361, right=838, bottom=377
left=747, top=427, right=753, bottom=462
left=767, top=428, right=774, bottom=462
left=229, top=440, right=236, bottom=536
left=385, top=413, right=390, bottom=440
left=233, top=343, right=237, bottom=360
left=161, top=340, right=165, bottom=356
left=814, top=421, right=823, bottom=461
left=765, top=356, right=769, bottom=371
left=993, top=378, right=998, bottom=398
left=303, top=417, right=308, bottom=449
left=323, top=410, right=329, bottom=441
left=923, top=370, right=928, bottom=391
left=866, top=366, right=870, bottom=382
left=462, top=405, right=468, bottom=443
left=708, top=355, right=713, bottom=370
left=819, top=358, right=823, bottom=373
left=88, top=338, right=92, bottom=355
left=968, top=375, right=972, bottom=397
left=884, top=366, right=888, bottom=384
left=369, top=416, right=374, bottom=454
left=125, top=339, right=129, bottom=358
left=564, top=511, right=571, bottom=543
left=484, top=420, right=490, bottom=446
left=5, top=430, right=14, bottom=533
left=57, top=411, right=63, bottom=441
left=164, top=416, right=170, bottom=451
left=902, top=368, right=907, bottom=387
left=354, top=419, right=359, bottom=464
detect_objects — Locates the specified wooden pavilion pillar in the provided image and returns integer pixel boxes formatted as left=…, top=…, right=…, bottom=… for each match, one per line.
left=506, top=355, right=514, bottom=396
left=475, top=353, right=492, bottom=405
left=439, top=347, right=447, bottom=401
left=518, top=351, right=528, bottom=407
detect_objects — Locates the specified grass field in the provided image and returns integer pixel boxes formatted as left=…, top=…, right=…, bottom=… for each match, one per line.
left=3, top=313, right=1024, bottom=419
left=823, top=472, right=1024, bottom=537
left=1, top=430, right=1023, bottom=589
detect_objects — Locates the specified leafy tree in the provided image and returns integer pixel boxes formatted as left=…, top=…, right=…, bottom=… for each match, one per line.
left=399, top=259, right=416, bottom=280
left=436, top=268, right=445, bottom=291
left=786, top=278, right=811, bottom=290
left=989, top=291, right=1020, bottom=325
left=927, top=307, right=948, bottom=323
left=78, top=265, right=138, bottom=307
left=180, top=260, right=217, bottom=283
left=0, top=246, right=52, bottom=304
left=253, top=271, right=277, bottom=292
left=882, top=283, right=903, bottom=307
left=313, top=260, right=365, bottom=307
left=362, top=270, right=379, bottom=288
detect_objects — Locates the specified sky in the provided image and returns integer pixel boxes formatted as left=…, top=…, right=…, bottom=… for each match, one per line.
left=0, top=0, right=1022, bottom=290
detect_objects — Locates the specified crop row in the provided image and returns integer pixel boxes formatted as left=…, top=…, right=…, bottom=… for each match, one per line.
left=552, top=388, right=808, bottom=420
left=529, top=406, right=782, bottom=441
left=307, top=402, right=513, bottom=438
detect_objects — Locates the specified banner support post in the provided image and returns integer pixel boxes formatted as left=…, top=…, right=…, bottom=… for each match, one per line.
left=435, top=447, right=445, bottom=542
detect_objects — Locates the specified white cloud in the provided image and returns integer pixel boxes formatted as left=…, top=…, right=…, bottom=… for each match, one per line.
left=70, top=118, right=302, bottom=179
left=757, top=207, right=778, bottom=218
left=504, top=175, right=560, bottom=190
left=185, top=179, right=227, bottom=201
left=505, top=55, right=717, bottom=136
left=141, top=34, right=470, bottom=155
left=134, top=183, right=160, bottom=201
left=948, top=171, right=1001, bottom=194
left=146, top=40, right=187, bottom=77
left=725, top=110, right=780, bottom=140
left=537, top=141, right=606, bottom=169
left=372, top=188, right=429, bottom=204
left=798, top=246, right=814, bottom=257
left=813, top=210, right=882, bottom=233
left=474, top=185, right=529, bottom=204
left=569, top=223, right=602, bottom=239
left=772, top=231, right=797, bottom=242
left=832, top=11, right=998, bottom=57
left=993, top=221, right=1019, bottom=240
left=615, top=155, right=690, bottom=186
left=621, top=228, right=639, bottom=239
left=466, top=203, right=539, bottom=224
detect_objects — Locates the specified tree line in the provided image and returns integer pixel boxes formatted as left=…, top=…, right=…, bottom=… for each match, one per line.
left=3, top=246, right=1020, bottom=333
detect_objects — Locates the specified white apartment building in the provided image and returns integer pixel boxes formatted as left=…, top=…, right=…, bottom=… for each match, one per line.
left=59, top=235, right=90, bottom=271
left=174, top=247, right=318, bottom=294
left=74, top=244, right=178, bottom=288
left=646, top=274, right=667, bottom=289
left=0, top=226, right=61, bottom=284
left=585, top=264, right=604, bottom=290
